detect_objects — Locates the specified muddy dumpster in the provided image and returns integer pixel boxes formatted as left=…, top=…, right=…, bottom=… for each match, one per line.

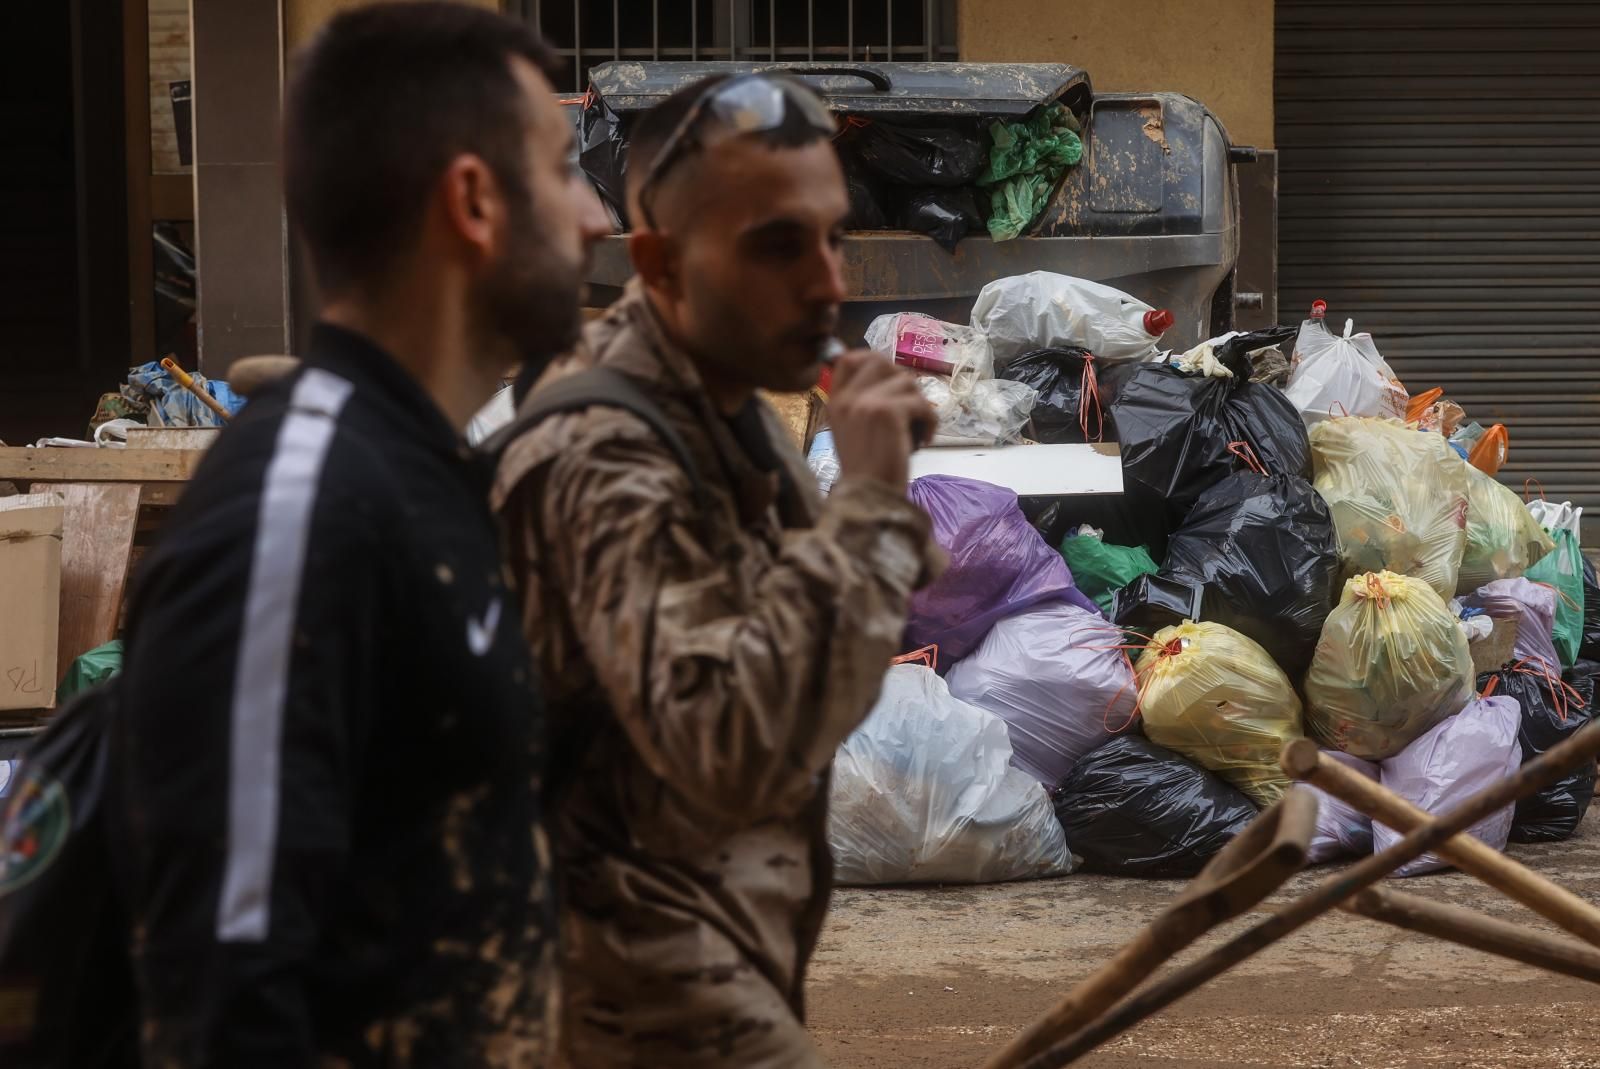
left=574, top=60, right=1251, bottom=352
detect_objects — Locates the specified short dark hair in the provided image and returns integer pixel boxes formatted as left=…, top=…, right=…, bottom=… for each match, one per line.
left=284, top=2, right=559, bottom=296
left=624, top=73, right=833, bottom=228
left=623, top=74, right=733, bottom=217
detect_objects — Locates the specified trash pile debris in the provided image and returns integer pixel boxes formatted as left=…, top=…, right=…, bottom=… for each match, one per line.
left=825, top=280, right=1589, bottom=885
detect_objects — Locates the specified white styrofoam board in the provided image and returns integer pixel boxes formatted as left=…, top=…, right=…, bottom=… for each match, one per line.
left=908, top=443, right=1124, bottom=497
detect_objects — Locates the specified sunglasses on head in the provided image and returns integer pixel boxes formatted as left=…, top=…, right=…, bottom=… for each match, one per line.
left=634, top=73, right=837, bottom=230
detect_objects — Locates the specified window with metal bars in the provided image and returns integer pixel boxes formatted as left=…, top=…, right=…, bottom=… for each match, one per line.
left=511, top=0, right=959, bottom=94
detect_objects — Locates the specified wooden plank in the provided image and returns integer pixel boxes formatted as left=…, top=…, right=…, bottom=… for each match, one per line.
left=139, top=483, right=184, bottom=508
left=49, top=484, right=141, bottom=673
left=124, top=426, right=219, bottom=451
left=0, top=446, right=203, bottom=483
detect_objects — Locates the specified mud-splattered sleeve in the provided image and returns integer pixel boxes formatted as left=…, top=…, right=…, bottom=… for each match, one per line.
left=526, top=423, right=939, bottom=825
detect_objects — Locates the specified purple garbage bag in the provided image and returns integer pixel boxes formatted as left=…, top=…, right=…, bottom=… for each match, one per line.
left=1303, top=750, right=1380, bottom=864
left=946, top=602, right=1138, bottom=784
left=906, top=476, right=1099, bottom=661
left=1373, top=695, right=1522, bottom=877
left=1464, top=577, right=1560, bottom=672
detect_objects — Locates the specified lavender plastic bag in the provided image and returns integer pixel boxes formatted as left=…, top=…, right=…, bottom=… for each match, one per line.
left=906, top=476, right=1099, bottom=661
left=946, top=602, right=1137, bottom=784
left=1303, top=750, right=1380, bottom=863
left=1373, top=695, right=1522, bottom=877
left=1463, top=577, right=1560, bottom=671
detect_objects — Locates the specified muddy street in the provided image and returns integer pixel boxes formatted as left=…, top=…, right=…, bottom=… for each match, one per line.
left=808, top=809, right=1600, bottom=1068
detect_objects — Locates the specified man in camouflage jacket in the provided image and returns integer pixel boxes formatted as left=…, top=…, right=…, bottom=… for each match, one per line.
left=493, top=75, right=941, bottom=1067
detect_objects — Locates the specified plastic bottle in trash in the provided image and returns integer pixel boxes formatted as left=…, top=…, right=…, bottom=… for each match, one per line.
left=1290, top=299, right=1329, bottom=373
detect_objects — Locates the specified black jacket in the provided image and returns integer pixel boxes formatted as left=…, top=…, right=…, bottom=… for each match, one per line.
left=111, top=325, right=552, bottom=1068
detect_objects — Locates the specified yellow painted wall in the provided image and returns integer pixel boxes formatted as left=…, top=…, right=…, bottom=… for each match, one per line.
left=959, top=0, right=1275, bottom=148
left=285, top=0, right=501, bottom=52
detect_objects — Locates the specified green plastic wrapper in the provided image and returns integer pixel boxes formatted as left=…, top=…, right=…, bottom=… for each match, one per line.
left=1059, top=531, right=1158, bottom=614
left=57, top=639, right=123, bottom=702
left=979, top=105, right=1083, bottom=241
left=1524, top=499, right=1584, bottom=667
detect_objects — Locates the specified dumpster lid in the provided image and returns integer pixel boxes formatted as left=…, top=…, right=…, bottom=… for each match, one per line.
left=586, top=61, right=1090, bottom=119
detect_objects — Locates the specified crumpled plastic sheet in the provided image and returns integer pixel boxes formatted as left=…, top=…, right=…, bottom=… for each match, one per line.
left=1373, top=694, right=1522, bottom=877
left=828, top=664, right=1075, bottom=885
left=946, top=601, right=1137, bottom=785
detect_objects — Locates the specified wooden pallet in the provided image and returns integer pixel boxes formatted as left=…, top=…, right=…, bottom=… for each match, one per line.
left=0, top=434, right=213, bottom=721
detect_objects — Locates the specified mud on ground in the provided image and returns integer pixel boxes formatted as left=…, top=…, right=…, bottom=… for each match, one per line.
left=807, top=808, right=1600, bottom=1068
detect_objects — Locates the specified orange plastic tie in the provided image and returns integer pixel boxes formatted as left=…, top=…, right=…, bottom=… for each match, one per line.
left=890, top=644, right=939, bottom=671
left=1226, top=440, right=1269, bottom=477
left=1523, top=478, right=1546, bottom=503
left=1078, top=352, right=1104, bottom=443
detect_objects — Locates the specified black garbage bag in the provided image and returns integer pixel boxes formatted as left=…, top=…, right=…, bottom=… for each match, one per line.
left=1108, top=349, right=1311, bottom=555
left=843, top=159, right=889, bottom=229
left=1579, top=557, right=1600, bottom=663
left=1052, top=735, right=1255, bottom=878
left=1110, top=573, right=1203, bottom=637
left=578, top=91, right=630, bottom=223
left=997, top=349, right=1126, bottom=444
left=0, top=687, right=138, bottom=1067
left=896, top=187, right=982, bottom=252
left=1161, top=470, right=1341, bottom=678
left=1214, top=325, right=1298, bottom=365
left=1480, top=660, right=1599, bottom=843
left=999, top=350, right=1146, bottom=445
left=844, top=117, right=986, bottom=187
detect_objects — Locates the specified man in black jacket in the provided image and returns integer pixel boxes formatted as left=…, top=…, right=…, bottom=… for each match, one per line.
left=108, top=4, right=609, bottom=1066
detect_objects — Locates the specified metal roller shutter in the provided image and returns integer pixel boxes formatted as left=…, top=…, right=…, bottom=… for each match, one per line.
left=1276, top=0, right=1600, bottom=540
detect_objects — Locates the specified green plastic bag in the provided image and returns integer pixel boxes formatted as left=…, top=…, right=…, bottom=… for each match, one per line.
left=1059, top=529, right=1158, bottom=614
left=979, top=105, right=1083, bottom=242
left=1525, top=500, right=1583, bottom=667
left=57, top=639, right=123, bottom=702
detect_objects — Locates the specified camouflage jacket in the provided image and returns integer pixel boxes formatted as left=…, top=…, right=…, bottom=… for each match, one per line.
left=492, top=284, right=940, bottom=1067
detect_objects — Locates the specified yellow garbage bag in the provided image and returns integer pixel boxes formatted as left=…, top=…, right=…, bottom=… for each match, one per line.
left=1310, top=416, right=1470, bottom=602
left=1304, top=571, right=1474, bottom=760
left=1136, top=620, right=1304, bottom=808
left=1457, top=458, right=1554, bottom=594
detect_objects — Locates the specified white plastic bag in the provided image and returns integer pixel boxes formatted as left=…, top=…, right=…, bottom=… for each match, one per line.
left=1285, top=316, right=1407, bottom=425
left=828, top=664, right=1076, bottom=885
left=806, top=428, right=839, bottom=495
left=864, top=312, right=994, bottom=390
left=916, top=374, right=1037, bottom=445
left=970, top=272, right=1172, bottom=366
left=1303, top=751, right=1381, bottom=863
left=946, top=602, right=1135, bottom=786
left=1373, top=695, right=1522, bottom=877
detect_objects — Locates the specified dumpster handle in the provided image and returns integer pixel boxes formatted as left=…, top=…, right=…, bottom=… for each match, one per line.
left=774, top=64, right=892, bottom=91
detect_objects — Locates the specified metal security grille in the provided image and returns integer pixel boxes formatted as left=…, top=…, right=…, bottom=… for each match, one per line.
left=1275, top=0, right=1600, bottom=530
left=513, top=0, right=959, bottom=93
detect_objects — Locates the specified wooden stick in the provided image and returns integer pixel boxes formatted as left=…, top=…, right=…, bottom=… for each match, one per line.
left=161, top=356, right=233, bottom=422
left=1014, top=721, right=1600, bottom=1069
left=1342, top=887, right=1600, bottom=984
left=1282, top=738, right=1600, bottom=948
left=982, top=791, right=1316, bottom=1069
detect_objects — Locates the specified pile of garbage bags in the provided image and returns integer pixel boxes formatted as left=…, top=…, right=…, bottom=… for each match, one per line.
left=823, top=278, right=1591, bottom=886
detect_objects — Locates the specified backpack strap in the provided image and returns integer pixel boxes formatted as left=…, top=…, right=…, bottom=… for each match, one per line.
left=487, top=366, right=709, bottom=516
left=486, top=367, right=711, bottom=808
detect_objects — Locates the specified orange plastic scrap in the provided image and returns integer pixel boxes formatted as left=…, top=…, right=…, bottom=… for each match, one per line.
left=1469, top=424, right=1509, bottom=476
left=1406, top=387, right=1443, bottom=424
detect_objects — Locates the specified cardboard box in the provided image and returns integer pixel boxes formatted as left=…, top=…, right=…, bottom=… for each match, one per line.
left=0, top=494, right=64, bottom=711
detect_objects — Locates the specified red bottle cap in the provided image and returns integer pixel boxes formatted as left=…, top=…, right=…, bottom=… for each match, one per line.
left=1143, top=308, right=1175, bottom=336
left=1310, top=299, right=1327, bottom=318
